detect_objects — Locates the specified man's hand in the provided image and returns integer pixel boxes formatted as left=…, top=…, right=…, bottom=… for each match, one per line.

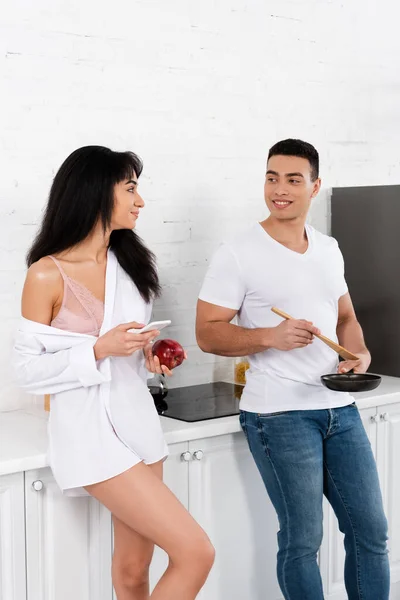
left=338, top=351, right=371, bottom=374
left=271, top=319, right=321, bottom=351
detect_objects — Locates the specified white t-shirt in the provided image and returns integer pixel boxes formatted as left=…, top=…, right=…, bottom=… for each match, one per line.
left=199, top=223, right=353, bottom=413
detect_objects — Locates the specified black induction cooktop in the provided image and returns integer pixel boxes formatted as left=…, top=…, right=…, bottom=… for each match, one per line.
left=149, top=381, right=243, bottom=422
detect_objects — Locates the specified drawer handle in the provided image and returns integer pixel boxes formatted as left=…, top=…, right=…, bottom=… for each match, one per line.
left=32, top=480, right=44, bottom=492
left=180, top=451, right=192, bottom=462
left=193, top=450, right=204, bottom=461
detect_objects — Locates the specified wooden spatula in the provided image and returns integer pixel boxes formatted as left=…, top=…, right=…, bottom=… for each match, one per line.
left=271, top=307, right=359, bottom=361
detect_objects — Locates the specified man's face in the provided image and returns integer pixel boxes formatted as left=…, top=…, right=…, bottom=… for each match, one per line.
left=264, top=154, right=321, bottom=221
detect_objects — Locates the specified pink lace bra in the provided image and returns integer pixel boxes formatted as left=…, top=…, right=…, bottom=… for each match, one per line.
left=49, top=256, right=104, bottom=337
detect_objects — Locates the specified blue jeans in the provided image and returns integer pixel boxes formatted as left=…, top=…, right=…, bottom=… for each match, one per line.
left=240, top=404, right=389, bottom=600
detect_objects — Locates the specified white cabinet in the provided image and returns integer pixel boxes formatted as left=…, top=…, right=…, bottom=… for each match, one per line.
left=320, top=402, right=400, bottom=599
left=1, top=398, right=399, bottom=600
left=189, top=433, right=283, bottom=600
left=377, top=402, right=400, bottom=586
left=25, top=468, right=112, bottom=600
left=0, top=472, right=26, bottom=600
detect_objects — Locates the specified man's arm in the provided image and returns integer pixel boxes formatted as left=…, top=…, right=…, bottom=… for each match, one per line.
left=196, top=300, right=274, bottom=356
left=196, top=299, right=319, bottom=357
left=336, top=292, right=371, bottom=373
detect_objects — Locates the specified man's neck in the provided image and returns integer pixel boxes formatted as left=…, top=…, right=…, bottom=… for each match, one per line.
left=260, top=216, right=309, bottom=252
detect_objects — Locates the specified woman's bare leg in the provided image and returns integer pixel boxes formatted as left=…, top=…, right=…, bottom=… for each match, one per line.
left=111, top=461, right=162, bottom=600
left=112, top=516, right=154, bottom=599
left=85, top=462, right=214, bottom=600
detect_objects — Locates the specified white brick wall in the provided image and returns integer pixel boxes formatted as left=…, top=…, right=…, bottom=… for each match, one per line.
left=1, top=0, right=399, bottom=409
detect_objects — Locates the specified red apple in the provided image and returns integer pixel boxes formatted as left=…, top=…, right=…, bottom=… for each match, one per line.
left=152, top=339, right=185, bottom=370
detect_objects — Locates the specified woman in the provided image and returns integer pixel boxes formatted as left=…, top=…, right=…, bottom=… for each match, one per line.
left=13, top=146, right=215, bottom=599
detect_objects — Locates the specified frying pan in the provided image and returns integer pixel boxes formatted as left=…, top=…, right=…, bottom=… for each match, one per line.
left=270, top=307, right=382, bottom=393
left=320, top=372, right=382, bottom=393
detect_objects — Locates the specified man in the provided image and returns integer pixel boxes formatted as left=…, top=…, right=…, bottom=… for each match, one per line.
left=196, top=139, right=389, bottom=600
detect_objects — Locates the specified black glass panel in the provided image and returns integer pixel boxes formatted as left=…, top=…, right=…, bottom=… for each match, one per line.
left=149, top=381, right=243, bottom=422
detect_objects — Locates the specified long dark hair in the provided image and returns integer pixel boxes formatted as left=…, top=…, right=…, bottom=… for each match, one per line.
left=27, top=146, right=161, bottom=302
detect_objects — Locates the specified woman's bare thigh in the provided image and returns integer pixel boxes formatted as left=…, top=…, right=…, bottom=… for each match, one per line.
left=112, top=460, right=164, bottom=566
left=85, top=460, right=210, bottom=562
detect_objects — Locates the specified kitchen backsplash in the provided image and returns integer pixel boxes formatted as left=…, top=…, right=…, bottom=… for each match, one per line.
left=1, top=0, right=399, bottom=410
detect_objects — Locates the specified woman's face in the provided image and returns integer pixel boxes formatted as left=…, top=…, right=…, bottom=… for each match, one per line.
left=111, top=173, right=144, bottom=230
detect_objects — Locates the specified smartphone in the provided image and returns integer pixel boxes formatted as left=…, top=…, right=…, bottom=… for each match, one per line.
left=129, top=320, right=172, bottom=334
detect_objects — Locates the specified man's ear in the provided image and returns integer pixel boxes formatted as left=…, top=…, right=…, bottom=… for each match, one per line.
left=311, top=178, right=322, bottom=198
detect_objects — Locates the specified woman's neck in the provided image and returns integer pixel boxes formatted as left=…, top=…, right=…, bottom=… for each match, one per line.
left=60, top=223, right=110, bottom=264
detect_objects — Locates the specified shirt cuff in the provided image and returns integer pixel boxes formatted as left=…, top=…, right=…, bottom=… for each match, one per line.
left=198, top=294, right=241, bottom=311
left=69, top=340, right=111, bottom=387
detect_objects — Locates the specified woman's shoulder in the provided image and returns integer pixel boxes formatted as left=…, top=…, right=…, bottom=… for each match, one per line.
left=26, top=256, right=62, bottom=286
left=22, top=258, right=64, bottom=323
left=23, top=257, right=64, bottom=302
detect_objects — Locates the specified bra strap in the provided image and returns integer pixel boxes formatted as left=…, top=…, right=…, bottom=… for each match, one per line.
left=48, top=255, right=68, bottom=281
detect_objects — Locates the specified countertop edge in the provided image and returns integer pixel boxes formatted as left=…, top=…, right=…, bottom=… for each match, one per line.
left=1, top=380, right=399, bottom=477
left=0, top=455, right=48, bottom=478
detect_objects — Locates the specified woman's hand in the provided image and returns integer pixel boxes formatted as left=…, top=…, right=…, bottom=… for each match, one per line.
left=94, top=322, right=160, bottom=361
left=143, top=344, right=188, bottom=377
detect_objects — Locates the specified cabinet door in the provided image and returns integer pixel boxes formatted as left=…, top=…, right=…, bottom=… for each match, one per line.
left=0, top=472, right=26, bottom=600
left=25, top=468, right=112, bottom=600
left=320, top=406, right=378, bottom=599
left=377, top=401, right=400, bottom=585
left=188, top=433, right=283, bottom=600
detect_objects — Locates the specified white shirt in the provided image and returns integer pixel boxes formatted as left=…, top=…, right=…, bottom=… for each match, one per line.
left=199, top=223, right=353, bottom=413
left=13, top=250, right=168, bottom=495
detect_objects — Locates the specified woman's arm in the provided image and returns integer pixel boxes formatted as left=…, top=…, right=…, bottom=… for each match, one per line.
left=14, top=259, right=110, bottom=394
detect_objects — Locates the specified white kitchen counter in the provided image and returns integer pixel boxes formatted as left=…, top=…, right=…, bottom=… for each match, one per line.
left=1, top=375, right=400, bottom=478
